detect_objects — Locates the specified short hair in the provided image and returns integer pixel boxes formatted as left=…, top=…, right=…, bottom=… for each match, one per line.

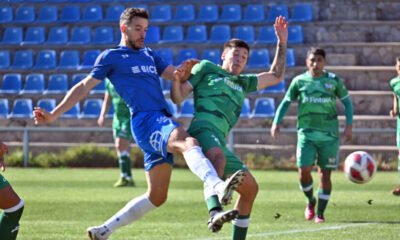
left=120, top=8, right=149, bottom=26
left=307, top=47, right=326, bottom=59
left=223, top=39, right=250, bottom=53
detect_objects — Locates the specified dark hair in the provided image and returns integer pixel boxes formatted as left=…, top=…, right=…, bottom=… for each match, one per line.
left=307, top=47, right=326, bottom=59
left=120, top=8, right=149, bottom=26
left=223, top=39, right=250, bottom=53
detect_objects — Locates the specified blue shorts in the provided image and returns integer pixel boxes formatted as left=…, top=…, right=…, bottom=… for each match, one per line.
left=131, top=111, right=179, bottom=171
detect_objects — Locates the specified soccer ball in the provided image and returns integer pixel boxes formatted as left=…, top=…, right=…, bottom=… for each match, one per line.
left=343, top=151, right=377, bottom=184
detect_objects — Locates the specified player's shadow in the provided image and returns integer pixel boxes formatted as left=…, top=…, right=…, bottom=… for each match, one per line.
left=342, top=221, right=400, bottom=224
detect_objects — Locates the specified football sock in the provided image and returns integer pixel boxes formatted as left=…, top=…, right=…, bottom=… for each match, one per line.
left=232, top=215, right=249, bottom=240
left=317, top=188, right=331, bottom=216
left=0, top=199, right=24, bottom=240
left=104, top=194, right=156, bottom=233
left=206, top=196, right=222, bottom=214
left=118, top=151, right=132, bottom=178
left=300, top=181, right=315, bottom=203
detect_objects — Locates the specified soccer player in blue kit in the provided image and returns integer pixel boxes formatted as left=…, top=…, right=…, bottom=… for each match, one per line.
left=33, top=8, right=244, bottom=240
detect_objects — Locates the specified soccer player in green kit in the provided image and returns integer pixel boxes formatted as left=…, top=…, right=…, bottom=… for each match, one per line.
left=98, top=78, right=135, bottom=187
left=271, top=47, right=354, bottom=223
left=172, top=16, right=288, bottom=239
left=389, top=57, right=400, bottom=196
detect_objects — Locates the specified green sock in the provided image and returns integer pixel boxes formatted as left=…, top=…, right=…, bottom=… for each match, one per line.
left=206, top=195, right=221, bottom=212
left=118, top=151, right=132, bottom=178
left=0, top=206, right=24, bottom=240
left=232, top=215, right=249, bottom=240
left=317, top=188, right=331, bottom=216
left=300, top=181, right=315, bottom=203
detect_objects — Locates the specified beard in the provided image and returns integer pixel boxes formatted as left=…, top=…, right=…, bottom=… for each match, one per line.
left=127, top=38, right=144, bottom=50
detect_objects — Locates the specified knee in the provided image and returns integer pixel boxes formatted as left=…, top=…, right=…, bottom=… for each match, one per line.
left=148, top=192, right=168, bottom=207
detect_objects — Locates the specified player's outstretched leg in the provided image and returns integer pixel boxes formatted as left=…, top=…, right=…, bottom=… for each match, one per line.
left=208, top=209, right=238, bottom=233
left=86, top=226, right=111, bottom=240
left=217, top=170, right=245, bottom=205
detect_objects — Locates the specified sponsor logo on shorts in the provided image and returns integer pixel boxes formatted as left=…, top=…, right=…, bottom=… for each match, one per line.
left=150, top=131, right=164, bottom=155
left=328, top=157, right=337, bottom=164
left=2, top=177, right=6, bottom=182
left=211, top=134, right=221, bottom=146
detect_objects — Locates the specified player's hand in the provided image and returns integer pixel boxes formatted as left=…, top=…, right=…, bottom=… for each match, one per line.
left=173, top=62, right=187, bottom=83
left=0, top=142, right=9, bottom=172
left=33, top=107, right=55, bottom=125
left=274, top=15, right=289, bottom=43
left=97, top=116, right=105, bottom=127
left=177, top=59, right=200, bottom=83
left=271, top=123, right=280, bottom=138
left=390, top=110, right=396, bottom=117
left=343, top=125, right=352, bottom=142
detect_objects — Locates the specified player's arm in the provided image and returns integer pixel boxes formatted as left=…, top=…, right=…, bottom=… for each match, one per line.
left=341, top=96, right=353, bottom=142
left=98, top=92, right=111, bottom=127
left=390, top=93, right=398, bottom=117
left=0, top=142, right=9, bottom=172
left=271, top=98, right=291, bottom=138
left=33, top=76, right=101, bottom=124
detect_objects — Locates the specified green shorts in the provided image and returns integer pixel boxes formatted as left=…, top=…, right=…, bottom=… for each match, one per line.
left=187, top=121, right=248, bottom=180
left=296, top=136, right=339, bottom=170
left=112, top=118, right=132, bottom=140
left=0, top=173, right=10, bottom=189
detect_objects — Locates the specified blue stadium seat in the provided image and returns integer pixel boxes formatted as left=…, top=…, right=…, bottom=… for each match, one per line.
left=161, top=25, right=183, bottom=43
left=291, top=3, right=313, bottom=22
left=144, top=26, right=160, bottom=44
left=83, top=5, right=103, bottom=22
left=133, top=5, right=148, bottom=12
left=201, top=49, right=221, bottom=65
left=93, top=26, right=114, bottom=44
left=267, top=4, right=289, bottom=22
left=196, top=4, right=218, bottom=22
left=179, top=98, right=194, bottom=118
left=208, top=25, right=230, bottom=43
left=115, top=28, right=121, bottom=44
left=37, top=98, right=56, bottom=112
left=21, top=74, right=45, bottom=94
left=165, top=98, right=178, bottom=118
left=60, top=6, right=80, bottom=23
left=243, top=4, right=265, bottom=22
left=0, top=50, right=10, bottom=69
left=105, top=5, right=125, bottom=22
left=81, top=99, right=103, bottom=118
left=234, top=25, right=255, bottom=43
left=173, top=4, right=195, bottom=22
left=89, top=81, right=105, bottom=95
left=286, top=48, right=296, bottom=67
left=70, top=27, right=91, bottom=45
left=12, top=50, right=33, bottom=69
left=240, top=98, right=251, bottom=118
left=58, top=50, right=80, bottom=69
left=15, top=6, right=35, bottom=23
left=219, top=4, right=241, bottom=22
left=288, top=25, right=304, bottom=44
left=35, top=50, right=56, bottom=69
left=1, top=27, right=23, bottom=45
left=150, top=5, right=172, bottom=22
left=252, top=98, right=275, bottom=118
left=37, top=5, right=58, bottom=23
left=81, top=50, right=101, bottom=69
left=156, top=48, right=174, bottom=65
left=0, top=99, right=9, bottom=118
left=47, top=26, right=68, bottom=45
left=48, top=0, right=68, bottom=2
left=0, top=74, right=22, bottom=94
left=185, top=25, right=207, bottom=43
left=247, top=49, right=270, bottom=69
left=71, top=74, right=87, bottom=87
left=176, top=48, right=197, bottom=65
left=259, top=79, right=286, bottom=94
left=0, top=6, right=13, bottom=23
left=44, top=74, right=68, bottom=94
left=22, top=27, right=45, bottom=45
left=9, top=99, right=33, bottom=118
left=256, top=26, right=276, bottom=44
left=162, top=78, right=171, bottom=94
left=60, top=103, right=80, bottom=118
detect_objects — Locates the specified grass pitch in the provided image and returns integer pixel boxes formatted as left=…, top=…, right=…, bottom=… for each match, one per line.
left=3, top=168, right=400, bottom=240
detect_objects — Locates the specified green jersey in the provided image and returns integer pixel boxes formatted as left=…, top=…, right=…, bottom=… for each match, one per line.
left=285, top=71, right=350, bottom=140
left=390, top=76, right=400, bottom=116
left=188, top=60, right=258, bottom=136
left=105, top=78, right=131, bottom=120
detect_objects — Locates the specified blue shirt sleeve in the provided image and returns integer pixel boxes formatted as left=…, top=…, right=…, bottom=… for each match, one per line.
left=90, top=49, right=113, bottom=81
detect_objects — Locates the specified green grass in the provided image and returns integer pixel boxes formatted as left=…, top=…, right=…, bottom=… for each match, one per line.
left=3, top=168, right=400, bottom=240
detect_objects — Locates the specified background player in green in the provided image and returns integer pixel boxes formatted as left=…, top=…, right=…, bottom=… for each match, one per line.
left=172, top=16, right=288, bottom=239
left=98, top=78, right=135, bottom=187
left=271, top=47, right=353, bottom=223
left=389, top=56, right=400, bottom=196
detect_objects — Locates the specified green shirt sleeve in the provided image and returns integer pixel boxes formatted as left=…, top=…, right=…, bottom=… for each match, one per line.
left=188, top=60, right=214, bottom=88
left=273, top=98, right=291, bottom=124
left=241, top=74, right=258, bottom=94
left=341, top=97, right=353, bottom=125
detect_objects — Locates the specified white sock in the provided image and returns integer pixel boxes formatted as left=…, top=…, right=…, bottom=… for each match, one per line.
left=104, top=195, right=156, bottom=233
left=183, top=146, right=223, bottom=189
left=204, top=184, right=217, bottom=200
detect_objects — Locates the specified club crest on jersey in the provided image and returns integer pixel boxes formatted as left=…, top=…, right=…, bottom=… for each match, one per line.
left=325, top=83, right=333, bottom=90
left=121, top=54, right=129, bottom=59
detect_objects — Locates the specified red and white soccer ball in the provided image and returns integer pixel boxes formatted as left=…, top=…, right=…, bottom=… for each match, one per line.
left=343, top=151, right=377, bottom=184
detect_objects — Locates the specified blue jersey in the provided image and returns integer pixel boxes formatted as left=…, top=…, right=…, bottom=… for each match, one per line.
left=90, top=45, right=170, bottom=116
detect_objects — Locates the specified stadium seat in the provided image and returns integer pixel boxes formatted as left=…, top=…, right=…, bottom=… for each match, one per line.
left=176, top=48, right=197, bottom=65
left=115, top=29, right=121, bottom=44
left=93, top=26, right=114, bottom=45
left=219, top=4, right=241, bottom=22
left=9, top=99, right=33, bottom=118
left=240, top=98, right=251, bottom=118
left=252, top=98, right=275, bottom=118
left=37, top=98, right=56, bottom=112
left=22, top=27, right=45, bottom=45
left=60, top=6, right=80, bottom=23
left=1, top=27, right=23, bottom=45
left=0, top=74, right=22, bottom=94
left=144, top=26, right=160, bottom=44
left=201, top=49, right=221, bottom=65
left=83, top=5, right=103, bottom=22
left=70, top=27, right=91, bottom=45
left=15, top=6, right=35, bottom=23
left=165, top=98, right=178, bottom=118
left=196, top=4, right=218, bottom=22
left=105, top=5, right=125, bottom=22
left=234, top=25, right=255, bottom=43
left=161, top=25, right=183, bottom=43
left=89, top=81, right=105, bottom=95
left=0, top=50, right=10, bottom=69
left=180, top=98, right=194, bottom=118
left=173, top=4, right=195, bottom=22
left=81, top=50, right=101, bottom=69
left=150, top=4, right=172, bottom=22
left=71, top=74, right=87, bottom=87
left=288, top=25, right=304, bottom=44
left=58, top=50, right=80, bottom=69
left=156, top=48, right=174, bottom=65
left=286, top=48, right=296, bottom=67
left=37, top=5, right=58, bottom=23
left=256, top=26, right=277, bottom=44
left=44, top=74, right=68, bottom=94
left=162, top=78, right=171, bottom=94
left=267, top=4, right=289, bottom=22
left=60, top=103, right=80, bottom=118
left=259, top=79, right=286, bottom=94
left=243, top=4, right=265, bottom=22
left=247, top=49, right=270, bottom=69
left=12, top=50, right=33, bottom=69
left=35, top=50, right=56, bottom=69
left=133, top=4, right=148, bottom=12
left=185, top=25, right=207, bottom=43
left=81, top=99, right=103, bottom=118
left=0, top=6, right=13, bottom=23
left=21, top=74, right=45, bottom=94
left=208, top=25, right=231, bottom=43
left=47, top=26, right=68, bottom=45
left=48, top=0, right=67, bottom=2
left=0, top=99, right=9, bottom=118
left=291, top=3, right=313, bottom=22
